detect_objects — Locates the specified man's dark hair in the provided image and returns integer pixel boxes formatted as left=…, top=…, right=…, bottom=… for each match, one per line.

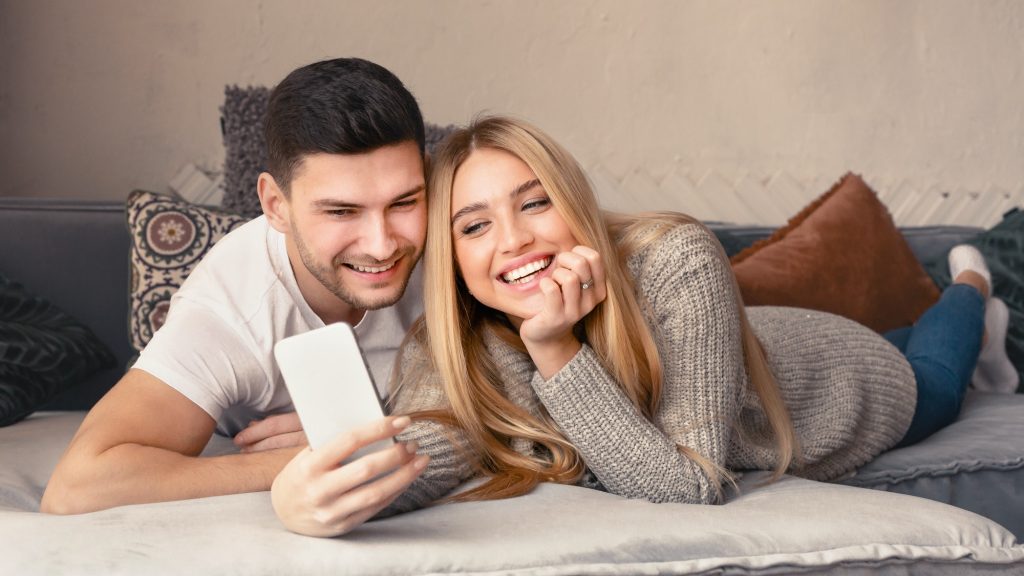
left=264, top=57, right=425, bottom=191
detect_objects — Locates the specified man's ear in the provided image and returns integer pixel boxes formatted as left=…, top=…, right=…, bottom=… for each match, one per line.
left=258, top=172, right=290, bottom=234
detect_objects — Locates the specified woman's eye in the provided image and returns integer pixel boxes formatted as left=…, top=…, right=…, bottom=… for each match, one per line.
left=461, top=221, right=488, bottom=236
left=522, top=198, right=550, bottom=211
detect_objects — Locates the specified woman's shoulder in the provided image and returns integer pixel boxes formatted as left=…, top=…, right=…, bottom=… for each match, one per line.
left=624, top=217, right=728, bottom=285
left=389, top=323, right=448, bottom=412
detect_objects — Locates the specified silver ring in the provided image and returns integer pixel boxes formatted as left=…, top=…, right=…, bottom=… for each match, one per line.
left=581, top=279, right=593, bottom=290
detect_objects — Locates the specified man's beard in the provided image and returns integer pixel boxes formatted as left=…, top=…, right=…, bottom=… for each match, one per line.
left=292, top=225, right=419, bottom=311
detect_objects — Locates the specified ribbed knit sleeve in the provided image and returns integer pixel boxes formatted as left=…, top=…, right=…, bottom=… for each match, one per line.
left=528, top=223, right=744, bottom=504
left=376, top=338, right=475, bottom=518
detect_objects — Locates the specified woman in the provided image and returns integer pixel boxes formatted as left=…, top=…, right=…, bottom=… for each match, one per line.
left=272, top=116, right=1011, bottom=536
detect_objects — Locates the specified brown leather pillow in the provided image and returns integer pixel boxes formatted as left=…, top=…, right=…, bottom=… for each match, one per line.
left=730, top=173, right=940, bottom=334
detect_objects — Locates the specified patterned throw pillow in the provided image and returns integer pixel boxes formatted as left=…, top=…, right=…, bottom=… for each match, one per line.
left=126, top=190, right=249, bottom=351
left=0, top=275, right=115, bottom=426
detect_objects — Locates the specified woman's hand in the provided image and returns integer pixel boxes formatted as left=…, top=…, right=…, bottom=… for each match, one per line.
left=270, top=415, right=428, bottom=537
left=519, top=246, right=607, bottom=379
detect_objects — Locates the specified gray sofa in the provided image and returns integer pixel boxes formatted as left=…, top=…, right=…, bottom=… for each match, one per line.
left=1, top=197, right=1022, bottom=575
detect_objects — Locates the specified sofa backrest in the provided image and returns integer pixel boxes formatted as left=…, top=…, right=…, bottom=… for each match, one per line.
left=0, top=198, right=135, bottom=410
left=0, top=198, right=985, bottom=411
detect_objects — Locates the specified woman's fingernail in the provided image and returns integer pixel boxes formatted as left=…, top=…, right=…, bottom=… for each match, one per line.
left=393, top=415, right=411, bottom=429
left=405, top=441, right=419, bottom=454
left=414, top=455, right=429, bottom=470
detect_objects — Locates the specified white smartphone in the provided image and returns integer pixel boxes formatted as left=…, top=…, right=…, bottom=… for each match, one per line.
left=273, top=322, right=394, bottom=459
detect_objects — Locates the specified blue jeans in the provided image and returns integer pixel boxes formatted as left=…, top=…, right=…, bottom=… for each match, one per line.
left=884, top=284, right=985, bottom=447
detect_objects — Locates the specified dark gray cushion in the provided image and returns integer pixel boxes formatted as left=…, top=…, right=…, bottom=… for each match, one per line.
left=0, top=275, right=114, bottom=425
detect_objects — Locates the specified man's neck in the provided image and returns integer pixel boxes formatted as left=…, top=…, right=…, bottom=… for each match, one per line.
left=318, top=305, right=366, bottom=328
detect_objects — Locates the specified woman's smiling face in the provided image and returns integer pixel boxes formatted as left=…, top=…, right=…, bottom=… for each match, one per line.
left=450, top=147, right=579, bottom=325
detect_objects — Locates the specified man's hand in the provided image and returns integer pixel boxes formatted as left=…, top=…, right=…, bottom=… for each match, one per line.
left=271, top=415, right=429, bottom=537
left=235, top=412, right=307, bottom=453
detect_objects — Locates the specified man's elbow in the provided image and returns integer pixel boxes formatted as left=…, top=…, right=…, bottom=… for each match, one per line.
left=40, top=465, right=108, bottom=515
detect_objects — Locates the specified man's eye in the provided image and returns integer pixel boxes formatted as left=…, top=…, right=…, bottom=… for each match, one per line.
left=329, top=209, right=354, bottom=217
left=393, top=199, right=418, bottom=209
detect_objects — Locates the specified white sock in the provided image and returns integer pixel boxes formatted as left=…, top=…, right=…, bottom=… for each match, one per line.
left=972, top=298, right=1019, bottom=393
left=948, top=244, right=992, bottom=298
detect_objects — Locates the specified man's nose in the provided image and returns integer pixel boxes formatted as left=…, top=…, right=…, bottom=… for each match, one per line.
left=361, top=214, right=398, bottom=261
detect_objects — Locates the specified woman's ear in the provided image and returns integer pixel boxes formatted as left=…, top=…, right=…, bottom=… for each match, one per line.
left=258, top=172, right=290, bottom=233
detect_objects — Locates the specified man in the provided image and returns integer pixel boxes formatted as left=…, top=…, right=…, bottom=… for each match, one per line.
left=41, top=58, right=430, bottom=526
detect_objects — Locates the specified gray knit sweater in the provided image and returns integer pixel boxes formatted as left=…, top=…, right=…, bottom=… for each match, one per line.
left=380, top=222, right=917, bottom=515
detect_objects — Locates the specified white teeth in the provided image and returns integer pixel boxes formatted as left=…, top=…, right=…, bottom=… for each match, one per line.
left=351, top=261, right=397, bottom=274
left=501, top=257, right=552, bottom=284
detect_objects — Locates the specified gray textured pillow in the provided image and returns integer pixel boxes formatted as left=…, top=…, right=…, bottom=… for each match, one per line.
left=220, top=85, right=455, bottom=218
left=220, top=86, right=270, bottom=217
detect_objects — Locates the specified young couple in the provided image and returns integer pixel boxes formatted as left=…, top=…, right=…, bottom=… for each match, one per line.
left=43, top=57, right=1017, bottom=538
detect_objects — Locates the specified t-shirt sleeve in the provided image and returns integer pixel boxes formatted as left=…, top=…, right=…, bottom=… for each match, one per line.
left=133, top=296, right=269, bottom=423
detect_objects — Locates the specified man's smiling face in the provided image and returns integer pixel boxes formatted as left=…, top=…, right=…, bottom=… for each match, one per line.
left=280, top=141, right=426, bottom=321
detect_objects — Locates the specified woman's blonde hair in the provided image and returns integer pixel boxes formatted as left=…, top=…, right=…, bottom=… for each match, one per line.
left=419, top=115, right=798, bottom=502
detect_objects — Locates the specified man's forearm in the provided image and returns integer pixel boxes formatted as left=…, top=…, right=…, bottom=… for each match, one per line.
left=41, top=443, right=300, bottom=514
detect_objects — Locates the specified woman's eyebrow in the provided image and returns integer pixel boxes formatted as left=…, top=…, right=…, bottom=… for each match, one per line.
left=511, top=178, right=542, bottom=198
left=451, top=200, right=488, bottom=226
left=451, top=178, right=542, bottom=226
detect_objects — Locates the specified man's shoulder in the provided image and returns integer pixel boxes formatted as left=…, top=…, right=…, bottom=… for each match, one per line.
left=179, top=216, right=275, bottom=295
left=200, top=215, right=274, bottom=263
left=173, top=216, right=296, bottom=324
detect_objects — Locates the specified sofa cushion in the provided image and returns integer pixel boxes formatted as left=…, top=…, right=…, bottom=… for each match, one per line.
left=126, top=190, right=249, bottom=352
left=730, top=173, right=941, bottom=334
left=842, top=390, right=1024, bottom=540
left=0, top=276, right=114, bottom=426
left=923, top=208, right=1024, bottom=391
left=219, top=85, right=271, bottom=218
left=1, top=412, right=1021, bottom=574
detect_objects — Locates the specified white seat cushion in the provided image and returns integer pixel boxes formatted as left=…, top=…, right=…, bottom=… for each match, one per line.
left=1, top=412, right=1021, bottom=575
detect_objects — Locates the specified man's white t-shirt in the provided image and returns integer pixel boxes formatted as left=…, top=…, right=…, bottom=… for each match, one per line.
left=133, top=216, right=424, bottom=436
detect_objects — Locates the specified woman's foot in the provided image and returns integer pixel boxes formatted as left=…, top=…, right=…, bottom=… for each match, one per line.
left=972, top=298, right=1019, bottom=393
left=948, top=244, right=991, bottom=299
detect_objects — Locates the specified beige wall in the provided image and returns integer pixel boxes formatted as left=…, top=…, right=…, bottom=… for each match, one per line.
left=2, top=0, right=1022, bottom=225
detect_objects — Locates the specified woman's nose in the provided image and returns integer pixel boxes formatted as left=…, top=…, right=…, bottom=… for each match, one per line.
left=497, top=219, right=532, bottom=254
